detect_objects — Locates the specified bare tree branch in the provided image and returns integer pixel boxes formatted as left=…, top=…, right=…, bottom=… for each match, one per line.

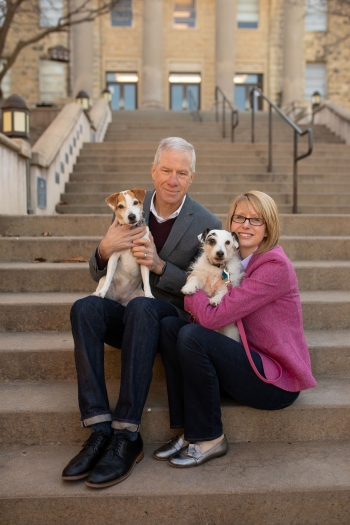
left=0, top=0, right=121, bottom=86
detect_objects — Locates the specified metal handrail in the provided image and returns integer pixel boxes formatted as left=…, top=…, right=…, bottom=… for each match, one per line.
left=250, top=87, right=313, bottom=214
left=188, top=90, right=202, bottom=122
left=215, top=86, right=239, bottom=142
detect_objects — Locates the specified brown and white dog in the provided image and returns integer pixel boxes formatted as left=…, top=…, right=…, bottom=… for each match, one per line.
left=181, top=228, right=243, bottom=341
left=93, top=188, right=154, bottom=306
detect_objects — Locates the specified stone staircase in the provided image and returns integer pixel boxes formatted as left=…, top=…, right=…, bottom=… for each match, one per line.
left=1, top=110, right=350, bottom=524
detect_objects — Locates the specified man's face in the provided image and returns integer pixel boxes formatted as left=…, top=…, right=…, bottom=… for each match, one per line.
left=151, top=149, right=194, bottom=210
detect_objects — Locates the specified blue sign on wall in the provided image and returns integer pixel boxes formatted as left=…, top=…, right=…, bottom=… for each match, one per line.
left=37, top=177, right=47, bottom=209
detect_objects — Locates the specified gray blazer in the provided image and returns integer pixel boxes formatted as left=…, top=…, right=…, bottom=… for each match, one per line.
left=89, top=190, right=222, bottom=310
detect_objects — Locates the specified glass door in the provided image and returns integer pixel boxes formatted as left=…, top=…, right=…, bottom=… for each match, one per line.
left=234, top=73, right=263, bottom=111
left=106, top=72, right=138, bottom=110
left=169, top=73, right=201, bottom=110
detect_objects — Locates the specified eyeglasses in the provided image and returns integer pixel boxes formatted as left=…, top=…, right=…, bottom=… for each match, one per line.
left=231, top=214, right=265, bottom=226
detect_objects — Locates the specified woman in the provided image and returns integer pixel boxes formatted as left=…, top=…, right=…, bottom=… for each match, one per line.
left=153, top=191, right=317, bottom=467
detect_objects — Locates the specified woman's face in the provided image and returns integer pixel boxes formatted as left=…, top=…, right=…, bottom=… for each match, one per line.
left=230, top=200, right=267, bottom=259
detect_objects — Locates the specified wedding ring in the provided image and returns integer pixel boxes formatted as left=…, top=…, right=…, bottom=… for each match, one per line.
left=144, top=252, right=147, bottom=259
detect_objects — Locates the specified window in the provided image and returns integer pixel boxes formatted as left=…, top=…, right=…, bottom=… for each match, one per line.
left=305, top=0, right=327, bottom=31
left=111, top=0, right=132, bottom=27
left=173, top=0, right=196, bottom=28
left=305, top=63, right=326, bottom=100
left=237, top=0, right=259, bottom=29
left=0, top=60, right=11, bottom=98
left=39, top=60, right=66, bottom=103
left=39, top=0, right=63, bottom=28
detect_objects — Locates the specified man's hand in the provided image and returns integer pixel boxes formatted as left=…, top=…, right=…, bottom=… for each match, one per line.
left=132, top=232, right=165, bottom=275
left=98, top=217, right=147, bottom=260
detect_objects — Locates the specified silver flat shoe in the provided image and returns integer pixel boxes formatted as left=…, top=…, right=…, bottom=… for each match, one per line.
left=153, top=435, right=187, bottom=461
left=169, top=435, right=228, bottom=468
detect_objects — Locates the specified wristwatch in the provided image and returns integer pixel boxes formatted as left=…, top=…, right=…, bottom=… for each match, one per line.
left=161, top=261, right=167, bottom=275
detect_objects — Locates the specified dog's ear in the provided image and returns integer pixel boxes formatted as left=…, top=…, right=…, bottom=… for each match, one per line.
left=106, top=193, right=120, bottom=211
left=131, top=188, right=146, bottom=203
left=198, top=228, right=210, bottom=243
left=231, top=231, right=239, bottom=249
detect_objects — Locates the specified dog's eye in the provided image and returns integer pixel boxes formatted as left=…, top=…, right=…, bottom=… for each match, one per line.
left=133, top=200, right=139, bottom=205
left=117, top=204, right=124, bottom=209
left=208, top=239, right=216, bottom=246
left=225, top=240, right=231, bottom=245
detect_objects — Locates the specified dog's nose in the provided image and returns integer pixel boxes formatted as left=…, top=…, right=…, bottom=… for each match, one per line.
left=216, top=250, right=224, bottom=258
left=128, top=213, right=136, bottom=222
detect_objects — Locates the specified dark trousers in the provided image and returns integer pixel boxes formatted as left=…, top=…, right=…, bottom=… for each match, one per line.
left=71, top=295, right=178, bottom=428
left=159, top=318, right=299, bottom=442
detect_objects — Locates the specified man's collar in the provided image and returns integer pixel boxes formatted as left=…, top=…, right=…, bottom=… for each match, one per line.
left=150, top=193, right=187, bottom=223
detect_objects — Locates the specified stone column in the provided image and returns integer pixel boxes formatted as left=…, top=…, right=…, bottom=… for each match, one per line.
left=283, top=0, right=305, bottom=105
left=71, top=0, right=94, bottom=100
left=141, top=0, right=164, bottom=108
left=216, top=0, right=236, bottom=103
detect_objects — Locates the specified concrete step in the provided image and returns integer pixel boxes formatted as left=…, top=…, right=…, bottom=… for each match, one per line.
left=2, top=213, right=347, bottom=239
left=64, top=180, right=350, bottom=195
left=2, top=236, right=350, bottom=262
left=71, top=162, right=350, bottom=175
left=0, top=291, right=349, bottom=331
left=1, top=377, right=350, bottom=445
left=68, top=170, right=350, bottom=184
left=0, top=330, right=349, bottom=381
left=59, top=191, right=350, bottom=207
left=1, top=440, right=350, bottom=525
left=2, top=261, right=350, bottom=293
left=55, top=202, right=350, bottom=215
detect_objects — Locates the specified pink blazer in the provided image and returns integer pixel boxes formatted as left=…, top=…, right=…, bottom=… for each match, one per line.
left=184, top=245, right=317, bottom=392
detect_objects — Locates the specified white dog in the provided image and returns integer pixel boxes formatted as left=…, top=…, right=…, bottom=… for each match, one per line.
left=181, top=229, right=243, bottom=341
left=93, top=188, right=154, bottom=306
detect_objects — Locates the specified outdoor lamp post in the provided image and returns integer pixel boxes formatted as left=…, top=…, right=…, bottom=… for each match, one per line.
left=311, top=91, right=321, bottom=123
left=75, top=90, right=90, bottom=110
left=1, top=94, right=30, bottom=141
left=102, top=88, right=112, bottom=103
left=311, top=91, right=321, bottom=110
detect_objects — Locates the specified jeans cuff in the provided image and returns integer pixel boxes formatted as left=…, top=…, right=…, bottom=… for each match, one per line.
left=81, top=413, right=113, bottom=427
left=111, top=420, right=140, bottom=432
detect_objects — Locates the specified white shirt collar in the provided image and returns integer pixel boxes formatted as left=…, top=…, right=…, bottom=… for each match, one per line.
left=150, top=192, right=187, bottom=223
left=241, top=252, right=254, bottom=270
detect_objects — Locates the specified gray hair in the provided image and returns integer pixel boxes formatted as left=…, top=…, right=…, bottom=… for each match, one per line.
left=153, top=137, right=196, bottom=174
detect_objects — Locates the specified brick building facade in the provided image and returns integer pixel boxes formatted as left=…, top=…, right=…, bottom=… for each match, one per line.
left=1, top=0, right=349, bottom=111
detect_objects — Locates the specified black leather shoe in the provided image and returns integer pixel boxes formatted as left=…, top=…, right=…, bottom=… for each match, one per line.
left=61, top=431, right=111, bottom=480
left=85, top=433, right=144, bottom=488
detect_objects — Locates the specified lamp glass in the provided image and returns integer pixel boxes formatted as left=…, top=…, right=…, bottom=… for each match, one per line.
left=3, top=111, right=12, bottom=132
left=14, top=111, right=26, bottom=132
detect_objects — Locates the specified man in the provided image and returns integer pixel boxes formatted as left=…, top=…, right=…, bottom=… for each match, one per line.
left=62, top=137, right=221, bottom=488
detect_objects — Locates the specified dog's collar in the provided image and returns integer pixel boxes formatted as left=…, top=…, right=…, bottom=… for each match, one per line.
left=208, top=258, right=230, bottom=283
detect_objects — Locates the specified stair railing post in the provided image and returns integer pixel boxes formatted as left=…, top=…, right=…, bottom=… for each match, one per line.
left=293, top=130, right=298, bottom=214
left=251, top=89, right=255, bottom=143
left=223, top=97, right=226, bottom=138
left=231, top=110, right=234, bottom=142
left=268, top=104, right=273, bottom=172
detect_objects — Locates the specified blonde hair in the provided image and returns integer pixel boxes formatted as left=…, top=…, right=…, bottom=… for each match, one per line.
left=226, top=191, right=280, bottom=254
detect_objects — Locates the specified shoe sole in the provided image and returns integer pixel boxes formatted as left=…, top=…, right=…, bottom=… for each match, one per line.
left=85, top=451, right=144, bottom=488
left=61, top=471, right=90, bottom=481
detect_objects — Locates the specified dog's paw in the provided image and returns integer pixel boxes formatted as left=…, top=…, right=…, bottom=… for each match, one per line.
left=145, top=292, right=155, bottom=299
left=92, top=290, right=106, bottom=299
left=209, top=295, right=222, bottom=306
left=181, top=284, right=197, bottom=295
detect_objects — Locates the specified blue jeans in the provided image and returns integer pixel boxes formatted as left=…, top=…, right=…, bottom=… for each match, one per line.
left=71, top=296, right=179, bottom=430
left=159, top=318, right=299, bottom=442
